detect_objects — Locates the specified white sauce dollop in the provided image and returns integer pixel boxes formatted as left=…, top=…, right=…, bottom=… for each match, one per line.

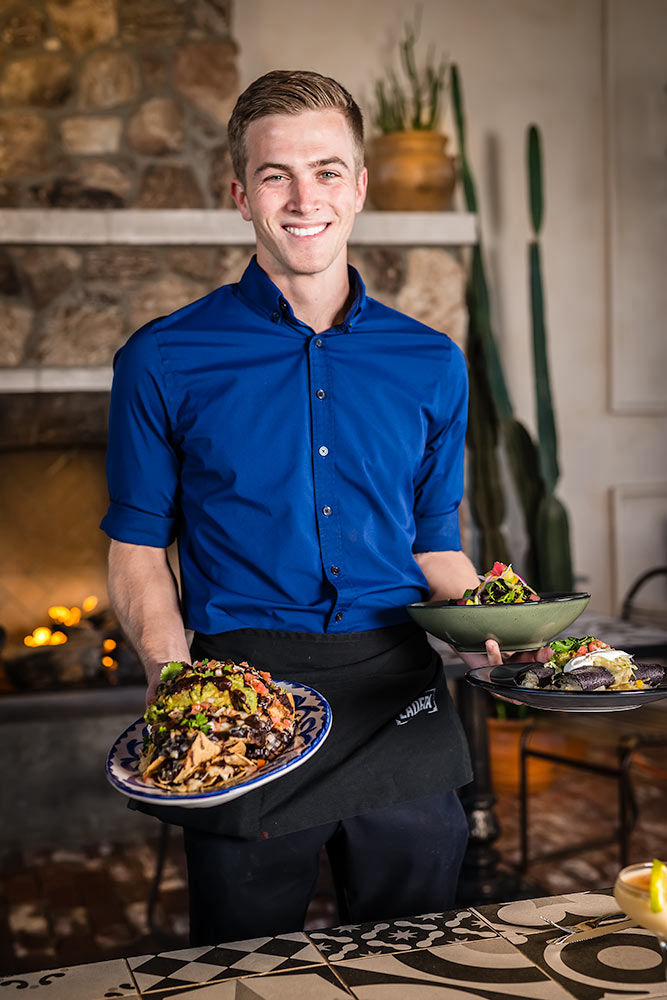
left=563, top=648, right=633, bottom=673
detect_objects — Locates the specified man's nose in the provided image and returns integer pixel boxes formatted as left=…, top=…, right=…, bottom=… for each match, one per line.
left=287, top=178, right=319, bottom=213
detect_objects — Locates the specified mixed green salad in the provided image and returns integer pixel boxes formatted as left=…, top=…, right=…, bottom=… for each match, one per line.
left=452, top=562, right=541, bottom=606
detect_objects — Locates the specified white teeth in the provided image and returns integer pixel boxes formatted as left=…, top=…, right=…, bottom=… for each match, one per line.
left=284, top=224, right=328, bottom=236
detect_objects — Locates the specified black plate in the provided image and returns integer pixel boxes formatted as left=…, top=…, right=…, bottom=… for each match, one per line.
left=466, top=663, right=667, bottom=712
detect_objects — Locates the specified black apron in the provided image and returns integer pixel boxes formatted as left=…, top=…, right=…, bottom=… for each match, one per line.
left=129, top=623, right=472, bottom=839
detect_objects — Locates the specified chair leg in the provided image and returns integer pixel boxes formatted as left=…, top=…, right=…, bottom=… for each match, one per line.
left=618, top=743, right=639, bottom=868
left=518, top=726, right=533, bottom=874
left=147, top=823, right=171, bottom=933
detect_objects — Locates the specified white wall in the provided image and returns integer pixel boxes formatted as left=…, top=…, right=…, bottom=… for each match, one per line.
left=232, top=0, right=667, bottom=614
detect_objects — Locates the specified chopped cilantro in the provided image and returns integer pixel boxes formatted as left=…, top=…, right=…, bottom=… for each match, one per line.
left=160, top=660, right=185, bottom=683
left=186, top=712, right=211, bottom=734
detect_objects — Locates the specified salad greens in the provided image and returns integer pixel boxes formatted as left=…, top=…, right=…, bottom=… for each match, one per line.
left=454, top=561, right=540, bottom=605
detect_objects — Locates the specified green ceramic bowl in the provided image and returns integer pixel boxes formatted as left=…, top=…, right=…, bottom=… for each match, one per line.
left=406, top=592, right=591, bottom=652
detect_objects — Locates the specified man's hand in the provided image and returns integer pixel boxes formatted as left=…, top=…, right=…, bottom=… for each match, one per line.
left=456, top=639, right=553, bottom=706
left=457, top=638, right=553, bottom=670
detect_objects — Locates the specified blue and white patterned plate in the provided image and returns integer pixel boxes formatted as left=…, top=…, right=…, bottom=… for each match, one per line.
left=105, top=681, right=332, bottom=808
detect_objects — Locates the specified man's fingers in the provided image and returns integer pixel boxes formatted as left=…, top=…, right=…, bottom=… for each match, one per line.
left=492, top=692, right=525, bottom=706
left=484, top=638, right=504, bottom=666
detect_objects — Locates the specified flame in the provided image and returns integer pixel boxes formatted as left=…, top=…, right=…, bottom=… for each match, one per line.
left=48, top=605, right=81, bottom=627
left=48, top=606, right=69, bottom=623
left=25, top=594, right=99, bottom=649
left=103, top=638, right=117, bottom=652
left=24, top=625, right=69, bottom=647
left=102, top=655, right=117, bottom=669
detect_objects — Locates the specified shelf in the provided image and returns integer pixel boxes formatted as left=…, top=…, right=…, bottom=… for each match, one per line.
left=0, top=209, right=477, bottom=246
left=0, top=367, right=112, bottom=393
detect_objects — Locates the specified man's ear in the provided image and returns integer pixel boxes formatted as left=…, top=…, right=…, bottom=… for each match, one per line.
left=355, top=166, right=368, bottom=213
left=230, top=178, right=252, bottom=221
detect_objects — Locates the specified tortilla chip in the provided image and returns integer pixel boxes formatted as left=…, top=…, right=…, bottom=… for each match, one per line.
left=172, top=731, right=223, bottom=784
left=141, top=753, right=167, bottom=777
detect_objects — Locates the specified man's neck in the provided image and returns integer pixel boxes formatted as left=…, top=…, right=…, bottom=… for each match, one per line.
left=257, top=253, right=352, bottom=334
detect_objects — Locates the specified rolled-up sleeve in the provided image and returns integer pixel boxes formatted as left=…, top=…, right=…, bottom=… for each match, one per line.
left=100, top=325, right=179, bottom=548
left=412, top=342, right=468, bottom=553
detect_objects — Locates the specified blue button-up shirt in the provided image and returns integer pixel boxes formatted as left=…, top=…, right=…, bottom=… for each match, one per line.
left=101, top=257, right=468, bottom=635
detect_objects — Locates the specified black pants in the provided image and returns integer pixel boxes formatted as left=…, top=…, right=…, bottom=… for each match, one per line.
left=183, top=788, right=468, bottom=945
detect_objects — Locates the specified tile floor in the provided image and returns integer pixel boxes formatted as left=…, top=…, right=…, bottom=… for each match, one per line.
left=2, top=752, right=666, bottom=982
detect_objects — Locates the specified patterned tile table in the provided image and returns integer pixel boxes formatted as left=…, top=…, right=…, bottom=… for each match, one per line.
left=1, top=891, right=665, bottom=999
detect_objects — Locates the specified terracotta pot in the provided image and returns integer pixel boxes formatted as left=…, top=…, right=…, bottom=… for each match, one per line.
left=487, top=717, right=580, bottom=797
left=366, top=130, right=456, bottom=211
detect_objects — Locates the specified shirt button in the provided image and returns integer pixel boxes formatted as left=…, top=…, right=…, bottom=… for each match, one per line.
left=322, top=505, right=332, bottom=516
left=271, top=311, right=280, bottom=321
left=316, top=388, right=326, bottom=399
left=280, top=299, right=288, bottom=312
left=318, top=445, right=328, bottom=457
left=315, top=338, right=323, bottom=348
left=330, top=565, right=340, bottom=575
left=335, top=612, right=343, bottom=622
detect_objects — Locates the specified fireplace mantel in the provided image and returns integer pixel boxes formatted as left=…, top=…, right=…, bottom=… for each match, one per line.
left=0, top=208, right=476, bottom=247
left=0, top=209, right=477, bottom=393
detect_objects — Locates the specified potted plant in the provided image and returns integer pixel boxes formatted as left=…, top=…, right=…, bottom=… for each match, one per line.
left=367, top=18, right=456, bottom=211
left=488, top=701, right=556, bottom=797
left=487, top=698, right=588, bottom=797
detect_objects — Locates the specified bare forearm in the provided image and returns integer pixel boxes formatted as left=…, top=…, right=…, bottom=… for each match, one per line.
left=107, top=539, right=191, bottom=699
left=414, top=549, right=480, bottom=601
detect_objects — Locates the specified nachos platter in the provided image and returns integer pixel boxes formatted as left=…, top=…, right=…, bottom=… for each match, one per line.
left=106, top=659, right=332, bottom=808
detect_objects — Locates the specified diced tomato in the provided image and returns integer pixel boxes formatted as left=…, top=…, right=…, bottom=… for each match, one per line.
left=245, top=673, right=269, bottom=697
left=267, top=703, right=285, bottom=725
left=491, top=561, right=507, bottom=576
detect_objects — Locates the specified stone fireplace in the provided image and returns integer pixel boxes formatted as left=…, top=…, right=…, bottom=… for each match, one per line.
left=0, top=0, right=470, bottom=665
left=0, top=0, right=472, bottom=847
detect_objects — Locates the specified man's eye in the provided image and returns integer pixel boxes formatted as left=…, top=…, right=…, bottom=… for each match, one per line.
left=320, top=171, right=338, bottom=179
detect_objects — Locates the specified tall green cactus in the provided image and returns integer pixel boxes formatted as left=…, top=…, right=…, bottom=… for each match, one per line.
left=451, top=64, right=511, bottom=567
left=450, top=66, right=574, bottom=592
left=526, top=125, right=573, bottom=591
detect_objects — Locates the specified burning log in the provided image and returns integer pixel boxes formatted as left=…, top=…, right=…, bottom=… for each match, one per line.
left=1, top=596, right=145, bottom=694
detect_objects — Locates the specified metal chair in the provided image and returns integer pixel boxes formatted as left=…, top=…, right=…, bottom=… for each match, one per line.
left=518, top=567, right=667, bottom=874
left=620, top=566, right=667, bottom=628
left=518, top=726, right=666, bottom=873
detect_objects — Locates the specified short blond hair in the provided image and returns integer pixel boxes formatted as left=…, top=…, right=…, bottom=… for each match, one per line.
left=228, top=69, right=364, bottom=183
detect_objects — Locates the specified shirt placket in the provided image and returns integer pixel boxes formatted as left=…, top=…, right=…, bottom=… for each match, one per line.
left=308, top=334, right=346, bottom=630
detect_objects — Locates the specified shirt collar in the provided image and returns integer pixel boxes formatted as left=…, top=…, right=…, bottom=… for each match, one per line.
left=236, top=255, right=367, bottom=332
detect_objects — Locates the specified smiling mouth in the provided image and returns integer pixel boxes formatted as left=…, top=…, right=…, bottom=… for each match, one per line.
left=282, top=223, right=330, bottom=237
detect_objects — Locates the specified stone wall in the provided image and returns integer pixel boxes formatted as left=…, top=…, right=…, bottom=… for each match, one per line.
left=0, top=1, right=467, bottom=367
left=0, top=242, right=466, bottom=369
left=0, top=0, right=237, bottom=211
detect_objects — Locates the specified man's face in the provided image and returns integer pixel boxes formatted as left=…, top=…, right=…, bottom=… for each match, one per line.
left=230, top=109, right=367, bottom=280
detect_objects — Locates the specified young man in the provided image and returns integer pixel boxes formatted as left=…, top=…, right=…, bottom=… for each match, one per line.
left=103, top=70, right=492, bottom=945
